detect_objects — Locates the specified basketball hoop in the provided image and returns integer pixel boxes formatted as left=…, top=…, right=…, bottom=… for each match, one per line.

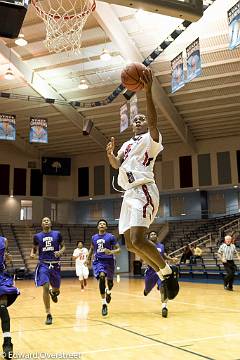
left=32, top=0, right=96, bottom=54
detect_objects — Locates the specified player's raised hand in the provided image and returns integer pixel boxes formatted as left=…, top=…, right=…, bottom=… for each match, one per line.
left=106, top=137, right=115, bottom=157
left=54, top=250, right=62, bottom=258
left=141, top=68, right=153, bottom=92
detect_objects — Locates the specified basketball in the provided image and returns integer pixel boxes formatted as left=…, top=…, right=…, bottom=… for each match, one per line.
left=121, top=62, right=147, bottom=92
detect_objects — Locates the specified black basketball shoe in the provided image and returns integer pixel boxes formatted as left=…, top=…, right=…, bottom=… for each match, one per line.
left=106, top=292, right=111, bottom=304
left=49, top=289, right=59, bottom=303
left=163, top=265, right=179, bottom=300
left=2, top=337, right=13, bottom=360
left=45, top=313, right=53, bottom=325
left=162, top=307, right=168, bottom=318
left=102, top=304, right=108, bottom=316
left=143, top=289, right=148, bottom=296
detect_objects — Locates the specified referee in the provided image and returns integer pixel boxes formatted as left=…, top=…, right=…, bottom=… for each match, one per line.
left=218, top=235, right=240, bottom=291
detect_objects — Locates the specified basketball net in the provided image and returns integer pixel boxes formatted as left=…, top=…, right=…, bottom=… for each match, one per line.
left=32, top=0, right=96, bottom=54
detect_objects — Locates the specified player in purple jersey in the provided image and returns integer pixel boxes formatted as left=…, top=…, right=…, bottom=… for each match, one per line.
left=143, top=231, right=178, bottom=318
left=106, top=69, right=179, bottom=301
left=0, top=236, right=20, bottom=359
left=86, top=219, right=120, bottom=316
left=30, top=217, right=65, bottom=325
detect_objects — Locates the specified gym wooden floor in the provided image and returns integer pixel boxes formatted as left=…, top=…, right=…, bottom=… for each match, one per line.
left=5, top=278, right=240, bottom=360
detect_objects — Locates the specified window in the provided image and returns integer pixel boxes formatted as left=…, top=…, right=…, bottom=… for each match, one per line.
left=78, top=167, right=89, bottom=196
left=208, top=193, right=225, bottom=214
left=20, top=200, right=32, bottom=221
left=88, top=202, right=103, bottom=221
left=170, top=196, right=185, bottom=216
left=113, top=200, right=121, bottom=220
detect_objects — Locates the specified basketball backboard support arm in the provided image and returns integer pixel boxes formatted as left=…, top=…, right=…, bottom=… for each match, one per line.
left=102, top=0, right=203, bottom=21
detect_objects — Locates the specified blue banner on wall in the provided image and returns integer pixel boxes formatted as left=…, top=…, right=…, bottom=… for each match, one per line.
left=171, top=52, right=185, bottom=93
left=120, top=103, right=129, bottom=133
left=0, top=114, right=16, bottom=141
left=129, top=94, right=138, bottom=125
left=228, top=1, right=240, bottom=50
left=186, top=38, right=202, bottom=82
left=30, top=117, right=48, bottom=143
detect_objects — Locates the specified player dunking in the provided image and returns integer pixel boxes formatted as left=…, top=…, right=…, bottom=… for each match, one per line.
left=0, top=236, right=20, bottom=359
left=72, top=241, right=89, bottom=291
left=30, top=217, right=65, bottom=325
left=143, top=231, right=178, bottom=318
left=106, top=68, right=179, bottom=300
left=86, top=219, right=120, bottom=316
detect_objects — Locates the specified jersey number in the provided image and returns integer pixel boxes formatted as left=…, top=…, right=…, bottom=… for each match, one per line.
left=97, top=241, right=105, bottom=253
left=45, top=240, right=52, bottom=247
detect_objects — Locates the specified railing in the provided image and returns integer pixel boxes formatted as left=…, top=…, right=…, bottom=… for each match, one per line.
left=218, top=218, right=240, bottom=240
left=169, top=233, right=212, bottom=258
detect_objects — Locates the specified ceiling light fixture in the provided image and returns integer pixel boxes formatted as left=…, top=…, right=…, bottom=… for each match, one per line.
left=99, top=26, right=112, bottom=61
left=5, top=48, right=15, bottom=80
left=78, top=79, right=88, bottom=90
left=15, top=33, right=28, bottom=47
left=4, top=67, right=14, bottom=80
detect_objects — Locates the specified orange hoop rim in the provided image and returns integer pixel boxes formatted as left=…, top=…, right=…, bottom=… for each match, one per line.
left=31, top=0, right=96, bottom=20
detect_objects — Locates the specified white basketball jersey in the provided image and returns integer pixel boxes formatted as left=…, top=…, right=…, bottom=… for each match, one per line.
left=117, top=131, right=163, bottom=190
left=73, top=248, right=88, bottom=267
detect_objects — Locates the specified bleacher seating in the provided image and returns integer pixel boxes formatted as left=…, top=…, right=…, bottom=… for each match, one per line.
left=0, top=224, right=25, bottom=269
left=165, top=214, right=240, bottom=253
left=0, top=213, right=239, bottom=279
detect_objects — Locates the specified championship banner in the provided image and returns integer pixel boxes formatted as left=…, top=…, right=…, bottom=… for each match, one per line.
left=29, top=117, right=48, bottom=143
left=129, top=94, right=138, bottom=125
left=228, top=1, right=240, bottom=50
left=120, top=103, right=129, bottom=133
left=171, top=52, right=185, bottom=93
left=186, top=38, right=202, bottom=82
left=0, top=114, right=16, bottom=141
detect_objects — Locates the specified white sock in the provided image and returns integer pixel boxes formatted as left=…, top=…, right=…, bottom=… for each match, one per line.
left=162, top=302, right=168, bottom=309
left=102, top=298, right=107, bottom=305
left=160, top=264, right=172, bottom=276
left=3, top=332, right=11, bottom=338
left=106, top=288, right=111, bottom=295
left=157, top=271, right=164, bottom=281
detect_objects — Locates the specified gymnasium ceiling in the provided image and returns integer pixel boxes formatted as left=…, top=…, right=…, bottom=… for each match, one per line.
left=0, top=0, right=239, bottom=157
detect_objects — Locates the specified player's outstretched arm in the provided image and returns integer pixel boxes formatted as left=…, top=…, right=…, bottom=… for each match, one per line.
left=85, top=244, right=94, bottom=266
left=55, top=240, right=66, bottom=258
left=104, top=243, right=121, bottom=255
left=141, top=69, right=159, bottom=143
left=4, top=238, right=13, bottom=267
left=106, top=137, right=123, bottom=169
left=30, top=236, right=38, bottom=259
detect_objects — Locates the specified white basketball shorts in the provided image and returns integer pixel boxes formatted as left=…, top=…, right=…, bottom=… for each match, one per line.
left=119, top=182, right=159, bottom=234
left=76, top=265, right=89, bottom=280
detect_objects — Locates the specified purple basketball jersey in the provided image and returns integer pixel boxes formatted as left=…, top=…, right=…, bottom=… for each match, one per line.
left=0, top=237, right=20, bottom=306
left=92, top=232, right=116, bottom=260
left=144, top=242, right=165, bottom=295
left=34, top=230, right=62, bottom=262
left=156, top=242, right=164, bottom=255
left=0, top=236, right=6, bottom=271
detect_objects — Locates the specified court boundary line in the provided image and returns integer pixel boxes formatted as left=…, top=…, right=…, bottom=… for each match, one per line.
left=92, top=319, right=215, bottom=360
